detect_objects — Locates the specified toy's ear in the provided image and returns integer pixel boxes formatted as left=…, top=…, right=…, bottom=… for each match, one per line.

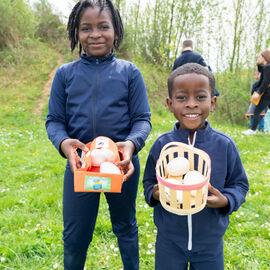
left=166, top=97, right=174, bottom=113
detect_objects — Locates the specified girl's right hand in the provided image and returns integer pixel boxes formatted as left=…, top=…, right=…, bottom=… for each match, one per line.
left=60, top=138, right=89, bottom=173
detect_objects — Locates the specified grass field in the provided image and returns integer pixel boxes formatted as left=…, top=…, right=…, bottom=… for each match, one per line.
left=0, top=45, right=269, bottom=270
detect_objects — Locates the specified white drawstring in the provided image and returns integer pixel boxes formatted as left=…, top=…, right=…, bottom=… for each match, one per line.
left=188, top=131, right=197, bottom=147
left=187, top=131, right=197, bottom=250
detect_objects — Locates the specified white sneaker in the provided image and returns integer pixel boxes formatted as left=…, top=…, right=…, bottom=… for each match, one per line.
left=242, top=129, right=256, bottom=135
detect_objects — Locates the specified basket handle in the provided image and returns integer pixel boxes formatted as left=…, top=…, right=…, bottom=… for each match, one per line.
left=159, top=142, right=195, bottom=157
left=159, top=141, right=211, bottom=166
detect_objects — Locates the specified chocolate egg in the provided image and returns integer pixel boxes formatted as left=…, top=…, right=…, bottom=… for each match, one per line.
left=183, top=170, right=204, bottom=185
left=100, top=162, right=121, bottom=175
left=90, top=149, right=107, bottom=166
left=184, top=170, right=204, bottom=196
left=101, top=148, right=116, bottom=163
left=167, top=157, right=190, bottom=176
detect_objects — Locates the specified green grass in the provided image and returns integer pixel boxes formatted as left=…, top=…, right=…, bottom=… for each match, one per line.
left=0, top=44, right=269, bottom=269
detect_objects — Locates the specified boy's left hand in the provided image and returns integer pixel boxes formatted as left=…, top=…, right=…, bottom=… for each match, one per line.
left=206, top=184, right=228, bottom=208
left=115, top=140, right=135, bottom=182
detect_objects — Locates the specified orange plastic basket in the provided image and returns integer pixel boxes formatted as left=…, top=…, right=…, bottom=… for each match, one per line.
left=74, top=136, right=124, bottom=193
left=156, top=142, right=211, bottom=215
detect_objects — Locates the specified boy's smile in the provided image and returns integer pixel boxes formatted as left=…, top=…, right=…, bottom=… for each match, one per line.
left=167, top=73, right=216, bottom=132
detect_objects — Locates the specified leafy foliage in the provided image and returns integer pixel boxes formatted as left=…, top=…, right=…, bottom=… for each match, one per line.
left=214, top=69, right=252, bottom=125
left=32, top=0, right=67, bottom=45
left=0, top=0, right=36, bottom=50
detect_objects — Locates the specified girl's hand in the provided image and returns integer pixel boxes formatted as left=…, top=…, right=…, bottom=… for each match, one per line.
left=252, top=92, right=260, bottom=101
left=60, top=138, right=89, bottom=173
left=115, top=140, right=135, bottom=182
left=206, top=184, right=228, bottom=208
left=152, top=184, right=160, bottom=201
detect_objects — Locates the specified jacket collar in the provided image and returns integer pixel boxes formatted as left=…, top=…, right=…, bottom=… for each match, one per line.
left=173, top=121, right=212, bottom=144
left=181, top=50, right=192, bottom=54
left=81, top=52, right=115, bottom=65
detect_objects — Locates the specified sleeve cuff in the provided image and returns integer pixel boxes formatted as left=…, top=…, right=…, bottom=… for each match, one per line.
left=147, top=189, right=160, bottom=207
left=219, top=193, right=235, bottom=215
left=54, top=136, right=70, bottom=158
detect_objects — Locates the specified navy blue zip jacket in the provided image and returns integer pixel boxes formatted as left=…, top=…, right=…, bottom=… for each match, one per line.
left=46, top=53, right=151, bottom=156
left=255, top=63, right=270, bottom=97
left=143, top=122, right=249, bottom=251
left=172, top=50, right=207, bottom=71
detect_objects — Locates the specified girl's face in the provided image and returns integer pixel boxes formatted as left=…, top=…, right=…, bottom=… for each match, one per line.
left=78, top=7, right=116, bottom=57
left=257, top=53, right=266, bottom=66
left=167, top=73, right=216, bottom=132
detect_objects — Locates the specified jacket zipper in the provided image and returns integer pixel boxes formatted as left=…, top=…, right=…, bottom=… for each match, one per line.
left=187, top=131, right=197, bottom=251
left=93, top=59, right=99, bottom=138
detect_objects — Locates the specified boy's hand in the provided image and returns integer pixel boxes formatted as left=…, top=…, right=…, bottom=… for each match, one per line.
left=60, top=138, right=89, bottom=173
left=152, top=184, right=160, bottom=201
left=115, top=140, right=135, bottom=182
left=206, top=184, right=228, bottom=208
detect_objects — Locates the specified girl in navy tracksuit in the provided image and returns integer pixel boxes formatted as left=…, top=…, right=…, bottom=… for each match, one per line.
left=46, top=1, right=151, bottom=269
left=143, top=63, right=249, bottom=270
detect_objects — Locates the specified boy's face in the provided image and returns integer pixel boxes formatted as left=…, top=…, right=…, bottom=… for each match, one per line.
left=167, top=73, right=216, bottom=132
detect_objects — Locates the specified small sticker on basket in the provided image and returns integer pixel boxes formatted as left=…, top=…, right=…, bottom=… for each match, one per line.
left=95, top=137, right=109, bottom=148
left=84, top=176, right=112, bottom=191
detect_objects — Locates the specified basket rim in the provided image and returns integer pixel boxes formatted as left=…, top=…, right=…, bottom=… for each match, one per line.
left=156, top=169, right=210, bottom=190
left=159, top=142, right=211, bottom=162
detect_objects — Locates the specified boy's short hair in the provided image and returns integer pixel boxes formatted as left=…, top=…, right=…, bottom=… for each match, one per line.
left=182, top=40, right=193, bottom=49
left=167, top=63, right=215, bottom=98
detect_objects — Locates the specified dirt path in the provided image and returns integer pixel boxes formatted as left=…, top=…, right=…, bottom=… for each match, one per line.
left=35, top=53, right=63, bottom=115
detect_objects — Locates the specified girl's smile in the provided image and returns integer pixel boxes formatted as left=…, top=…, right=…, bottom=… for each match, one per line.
left=79, top=7, right=116, bottom=57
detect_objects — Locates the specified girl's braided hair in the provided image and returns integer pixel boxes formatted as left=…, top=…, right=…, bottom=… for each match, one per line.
left=67, top=0, right=124, bottom=55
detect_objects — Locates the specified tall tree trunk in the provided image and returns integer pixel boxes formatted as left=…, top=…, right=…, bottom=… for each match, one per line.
left=230, top=0, right=244, bottom=72
left=133, top=0, right=141, bottom=53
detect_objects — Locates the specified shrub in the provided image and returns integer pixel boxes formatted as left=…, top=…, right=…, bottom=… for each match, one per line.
left=213, top=69, right=252, bottom=125
left=0, top=0, right=36, bottom=50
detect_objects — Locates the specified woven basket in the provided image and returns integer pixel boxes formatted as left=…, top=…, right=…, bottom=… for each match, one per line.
left=156, top=142, right=211, bottom=215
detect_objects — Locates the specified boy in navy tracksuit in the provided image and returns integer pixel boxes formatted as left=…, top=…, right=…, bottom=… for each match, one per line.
left=46, top=1, right=151, bottom=269
left=143, top=63, right=249, bottom=270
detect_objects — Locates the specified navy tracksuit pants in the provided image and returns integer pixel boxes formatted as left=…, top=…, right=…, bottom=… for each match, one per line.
left=62, top=156, right=140, bottom=270
left=155, top=233, right=224, bottom=270
left=251, top=95, right=270, bottom=131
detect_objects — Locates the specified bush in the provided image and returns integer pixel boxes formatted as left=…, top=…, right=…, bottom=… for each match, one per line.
left=213, top=69, right=252, bottom=125
left=33, top=0, right=67, bottom=48
left=0, top=0, right=36, bottom=50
